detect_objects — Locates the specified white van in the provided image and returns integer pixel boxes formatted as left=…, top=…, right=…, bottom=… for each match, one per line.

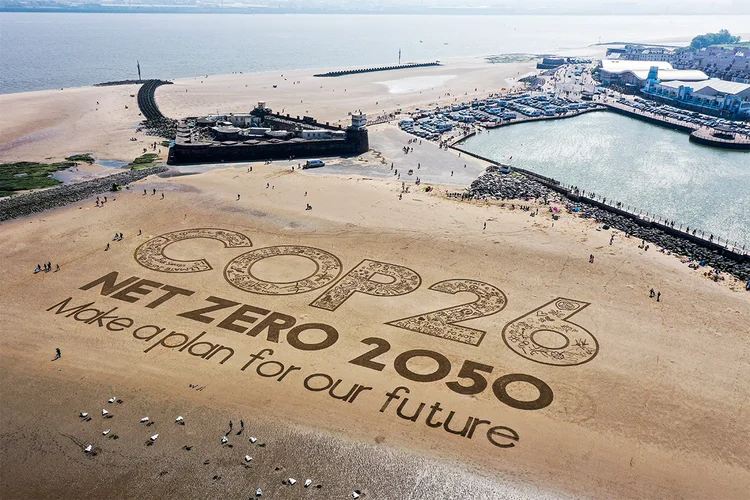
left=305, top=159, right=325, bottom=169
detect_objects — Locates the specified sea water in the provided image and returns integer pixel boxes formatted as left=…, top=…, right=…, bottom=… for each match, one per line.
left=461, top=112, right=750, bottom=248
left=1, top=13, right=749, bottom=94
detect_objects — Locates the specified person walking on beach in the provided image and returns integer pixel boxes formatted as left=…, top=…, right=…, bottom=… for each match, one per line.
left=161, top=193, right=164, bottom=199
left=657, top=292, right=661, bottom=302
left=610, top=235, right=614, bottom=245
left=53, top=348, right=61, bottom=361
left=237, top=194, right=241, bottom=201
left=105, top=243, right=110, bottom=251
left=589, top=254, right=595, bottom=264
left=650, top=288, right=655, bottom=298
left=483, top=222, right=486, bottom=230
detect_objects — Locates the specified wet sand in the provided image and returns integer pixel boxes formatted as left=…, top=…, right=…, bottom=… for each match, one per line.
left=1, top=51, right=749, bottom=499
left=1, top=158, right=748, bottom=498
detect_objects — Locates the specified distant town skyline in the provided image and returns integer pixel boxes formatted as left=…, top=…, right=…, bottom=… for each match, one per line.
left=3, top=0, right=750, bottom=15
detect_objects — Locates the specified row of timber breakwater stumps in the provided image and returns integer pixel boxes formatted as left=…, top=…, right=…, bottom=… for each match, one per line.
left=135, top=79, right=178, bottom=139
left=462, top=159, right=750, bottom=281
left=314, top=62, right=441, bottom=77
left=169, top=102, right=369, bottom=164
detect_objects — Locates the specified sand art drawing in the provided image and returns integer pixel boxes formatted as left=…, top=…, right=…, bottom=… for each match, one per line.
left=134, top=228, right=253, bottom=273
left=310, top=259, right=422, bottom=311
left=224, top=245, right=343, bottom=295
left=386, top=279, right=508, bottom=346
left=502, top=298, right=598, bottom=366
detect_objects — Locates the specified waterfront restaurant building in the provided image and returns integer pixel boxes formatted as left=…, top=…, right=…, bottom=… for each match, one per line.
left=643, top=78, right=750, bottom=119
left=599, top=59, right=708, bottom=87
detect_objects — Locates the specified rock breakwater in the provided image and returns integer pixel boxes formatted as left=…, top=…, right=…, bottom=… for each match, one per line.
left=470, top=171, right=750, bottom=281
left=0, top=167, right=167, bottom=222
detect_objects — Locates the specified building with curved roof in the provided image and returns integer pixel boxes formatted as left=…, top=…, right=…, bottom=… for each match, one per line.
left=600, top=59, right=708, bottom=86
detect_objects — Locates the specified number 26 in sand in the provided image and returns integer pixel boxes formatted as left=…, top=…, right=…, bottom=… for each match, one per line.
left=135, top=229, right=598, bottom=366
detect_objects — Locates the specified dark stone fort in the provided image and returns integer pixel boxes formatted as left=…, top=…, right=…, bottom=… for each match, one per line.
left=169, top=102, right=369, bottom=164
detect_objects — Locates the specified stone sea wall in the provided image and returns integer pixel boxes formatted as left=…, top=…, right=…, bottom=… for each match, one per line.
left=467, top=169, right=750, bottom=281
left=0, top=167, right=167, bottom=222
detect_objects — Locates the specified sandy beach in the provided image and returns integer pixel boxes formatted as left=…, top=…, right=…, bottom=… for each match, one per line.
left=0, top=56, right=538, bottom=165
left=1, top=53, right=749, bottom=499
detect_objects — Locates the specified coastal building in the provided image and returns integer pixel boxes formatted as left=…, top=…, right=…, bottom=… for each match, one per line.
left=643, top=78, right=750, bottom=119
left=618, top=45, right=675, bottom=62
left=599, top=60, right=708, bottom=88
left=536, top=57, right=566, bottom=70
left=671, top=44, right=750, bottom=83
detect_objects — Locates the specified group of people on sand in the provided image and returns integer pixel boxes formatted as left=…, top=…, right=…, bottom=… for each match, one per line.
left=649, top=288, right=662, bottom=302
left=95, top=196, right=109, bottom=208
left=105, top=230, right=140, bottom=251
left=34, top=262, right=59, bottom=274
left=142, top=188, right=164, bottom=199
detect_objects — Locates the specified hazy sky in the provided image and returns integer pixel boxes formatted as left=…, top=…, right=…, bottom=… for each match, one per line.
left=301, top=0, right=750, bottom=15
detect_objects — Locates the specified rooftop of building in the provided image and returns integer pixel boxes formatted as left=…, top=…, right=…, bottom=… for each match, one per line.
left=640, top=69, right=709, bottom=82
left=601, top=59, right=673, bottom=73
left=659, top=78, right=750, bottom=95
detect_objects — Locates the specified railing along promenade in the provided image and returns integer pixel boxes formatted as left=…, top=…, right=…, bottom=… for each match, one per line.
left=450, top=146, right=749, bottom=260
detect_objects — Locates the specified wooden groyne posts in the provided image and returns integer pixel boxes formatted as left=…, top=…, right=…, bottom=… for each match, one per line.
left=314, top=62, right=441, bottom=77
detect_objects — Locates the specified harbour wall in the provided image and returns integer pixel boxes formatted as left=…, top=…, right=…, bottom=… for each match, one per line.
left=603, top=104, right=694, bottom=133
left=170, top=129, right=369, bottom=164
left=448, top=107, right=605, bottom=146
left=604, top=104, right=750, bottom=150
left=450, top=147, right=748, bottom=268
left=688, top=132, right=750, bottom=150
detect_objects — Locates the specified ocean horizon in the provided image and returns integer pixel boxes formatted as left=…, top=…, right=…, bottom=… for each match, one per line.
left=1, top=13, right=749, bottom=94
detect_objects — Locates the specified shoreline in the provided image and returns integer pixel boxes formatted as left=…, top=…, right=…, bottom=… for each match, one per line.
left=4, top=58, right=748, bottom=275
left=2, top=159, right=748, bottom=499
